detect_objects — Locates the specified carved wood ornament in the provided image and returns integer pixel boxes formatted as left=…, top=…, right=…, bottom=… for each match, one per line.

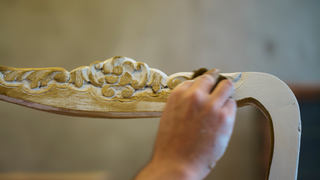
left=0, top=56, right=301, bottom=180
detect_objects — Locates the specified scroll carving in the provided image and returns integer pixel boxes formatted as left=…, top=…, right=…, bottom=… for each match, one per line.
left=0, top=58, right=301, bottom=180
left=0, top=66, right=70, bottom=94
left=166, top=72, right=193, bottom=89
left=0, top=56, right=196, bottom=101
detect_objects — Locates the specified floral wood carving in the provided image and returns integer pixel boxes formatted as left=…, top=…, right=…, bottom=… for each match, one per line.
left=0, top=57, right=301, bottom=180
left=0, top=56, right=243, bottom=118
left=0, top=56, right=193, bottom=102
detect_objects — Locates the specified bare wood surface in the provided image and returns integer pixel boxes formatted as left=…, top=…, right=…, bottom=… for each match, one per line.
left=234, top=72, right=301, bottom=180
left=0, top=56, right=240, bottom=118
left=0, top=57, right=301, bottom=180
left=0, top=56, right=172, bottom=118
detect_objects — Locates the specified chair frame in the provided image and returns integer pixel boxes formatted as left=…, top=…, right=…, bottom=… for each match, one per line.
left=0, top=56, right=301, bottom=180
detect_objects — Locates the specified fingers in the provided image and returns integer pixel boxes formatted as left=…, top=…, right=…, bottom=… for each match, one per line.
left=190, top=69, right=220, bottom=93
left=223, top=98, right=237, bottom=116
left=221, top=98, right=237, bottom=135
left=210, top=79, right=234, bottom=107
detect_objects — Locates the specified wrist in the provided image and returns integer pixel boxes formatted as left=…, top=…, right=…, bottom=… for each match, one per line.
left=134, top=159, right=199, bottom=180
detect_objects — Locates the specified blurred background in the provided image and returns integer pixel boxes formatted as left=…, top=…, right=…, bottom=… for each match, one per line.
left=0, top=0, right=319, bottom=180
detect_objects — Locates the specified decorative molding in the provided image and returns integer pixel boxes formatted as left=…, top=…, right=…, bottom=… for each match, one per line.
left=0, top=56, right=193, bottom=101
left=0, top=56, right=249, bottom=115
left=0, top=56, right=199, bottom=117
left=0, top=57, right=301, bottom=180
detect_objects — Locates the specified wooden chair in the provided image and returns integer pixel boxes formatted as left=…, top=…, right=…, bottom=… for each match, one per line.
left=0, top=56, right=301, bottom=180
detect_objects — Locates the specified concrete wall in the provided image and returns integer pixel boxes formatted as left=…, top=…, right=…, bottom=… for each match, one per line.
left=0, top=0, right=319, bottom=179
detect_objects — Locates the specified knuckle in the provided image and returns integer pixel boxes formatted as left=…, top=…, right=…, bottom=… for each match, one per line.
left=203, top=101, right=218, bottom=118
left=189, top=89, right=201, bottom=99
left=219, top=111, right=228, bottom=121
left=187, top=90, right=202, bottom=104
left=207, top=100, right=219, bottom=111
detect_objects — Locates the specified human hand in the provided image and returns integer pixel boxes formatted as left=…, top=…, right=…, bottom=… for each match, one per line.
left=134, top=69, right=237, bottom=180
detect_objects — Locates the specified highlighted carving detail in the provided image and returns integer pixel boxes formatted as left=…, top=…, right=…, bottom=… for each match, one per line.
left=0, top=56, right=193, bottom=100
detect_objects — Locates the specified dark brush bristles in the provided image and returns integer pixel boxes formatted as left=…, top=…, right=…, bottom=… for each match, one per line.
left=192, top=68, right=209, bottom=79
left=192, top=68, right=227, bottom=93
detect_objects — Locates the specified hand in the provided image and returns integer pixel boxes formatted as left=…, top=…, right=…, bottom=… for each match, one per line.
left=134, top=69, right=237, bottom=180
